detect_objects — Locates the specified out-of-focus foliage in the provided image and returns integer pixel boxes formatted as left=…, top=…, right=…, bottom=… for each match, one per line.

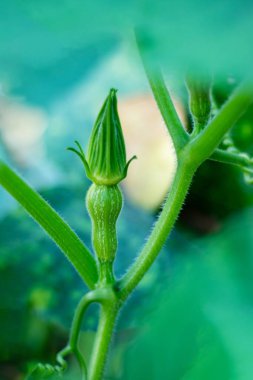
left=185, top=160, right=253, bottom=226
left=122, top=209, right=253, bottom=380
left=1, top=0, right=253, bottom=101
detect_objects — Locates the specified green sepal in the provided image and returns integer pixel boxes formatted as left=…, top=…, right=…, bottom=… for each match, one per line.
left=67, top=141, right=92, bottom=180
left=123, top=155, right=137, bottom=179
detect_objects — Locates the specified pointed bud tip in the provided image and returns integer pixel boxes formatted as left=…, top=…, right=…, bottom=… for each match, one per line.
left=108, top=88, right=118, bottom=103
left=110, top=88, right=118, bottom=95
left=71, top=89, right=135, bottom=185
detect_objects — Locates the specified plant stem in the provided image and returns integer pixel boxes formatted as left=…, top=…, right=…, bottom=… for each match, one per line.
left=88, top=301, right=119, bottom=380
left=118, top=159, right=195, bottom=301
left=135, top=31, right=189, bottom=154
left=209, top=149, right=253, bottom=170
left=87, top=153, right=197, bottom=376
left=67, top=289, right=116, bottom=380
left=69, top=292, right=99, bottom=349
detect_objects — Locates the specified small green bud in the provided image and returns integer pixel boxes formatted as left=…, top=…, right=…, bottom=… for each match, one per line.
left=68, top=89, right=136, bottom=185
left=186, top=75, right=212, bottom=131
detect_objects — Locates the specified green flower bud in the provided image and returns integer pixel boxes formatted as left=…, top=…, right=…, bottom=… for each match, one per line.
left=68, top=89, right=136, bottom=185
left=186, top=75, right=212, bottom=131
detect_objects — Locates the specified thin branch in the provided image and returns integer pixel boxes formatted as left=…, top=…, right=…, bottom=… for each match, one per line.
left=118, top=161, right=195, bottom=301
left=135, top=31, right=189, bottom=154
left=210, top=149, right=253, bottom=171
left=0, top=161, right=98, bottom=288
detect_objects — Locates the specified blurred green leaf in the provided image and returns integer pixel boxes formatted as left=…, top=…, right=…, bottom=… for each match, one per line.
left=122, top=209, right=253, bottom=380
left=1, top=0, right=253, bottom=107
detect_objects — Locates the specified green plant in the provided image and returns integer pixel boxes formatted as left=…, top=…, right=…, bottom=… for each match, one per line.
left=0, top=39, right=253, bottom=380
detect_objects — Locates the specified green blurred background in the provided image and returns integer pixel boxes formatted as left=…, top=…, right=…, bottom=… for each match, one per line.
left=1, top=1, right=253, bottom=379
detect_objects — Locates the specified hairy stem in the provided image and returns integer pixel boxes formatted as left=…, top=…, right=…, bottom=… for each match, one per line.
left=88, top=301, right=119, bottom=380
left=118, top=160, right=195, bottom=301
left=67, top=289, right=115, bottom=380
left=210, top=149, right=253, bottom=170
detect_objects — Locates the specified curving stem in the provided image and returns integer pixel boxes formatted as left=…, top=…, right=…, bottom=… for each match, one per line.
left=57, top=288, right=115, bottom=380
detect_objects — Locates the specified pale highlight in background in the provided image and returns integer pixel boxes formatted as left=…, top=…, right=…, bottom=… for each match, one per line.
left=119, top=94, right=184, bottom=211
left=0, top=99, right=47, bottom=166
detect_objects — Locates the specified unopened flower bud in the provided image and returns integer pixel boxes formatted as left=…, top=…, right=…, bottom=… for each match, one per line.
left=186, top=75, right=212, bottom=130
left=68, top=89, right=136, bottom=185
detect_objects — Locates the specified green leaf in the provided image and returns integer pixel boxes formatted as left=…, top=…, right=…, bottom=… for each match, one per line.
left=0, top=160, right=98, bottom=288
left=122, top=209, right=253, bottom=380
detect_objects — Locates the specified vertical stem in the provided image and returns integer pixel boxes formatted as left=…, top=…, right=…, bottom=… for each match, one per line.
left=118, top=160, right=195, bottom=301
left=88, top=301, right=119, bottom=380
left=98, top=262, right=115, bottom=286
left=135, top=31, right=189, bottom=154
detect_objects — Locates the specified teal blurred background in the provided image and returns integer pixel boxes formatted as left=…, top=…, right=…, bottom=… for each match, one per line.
left=1, top=1, right=253, bottom=379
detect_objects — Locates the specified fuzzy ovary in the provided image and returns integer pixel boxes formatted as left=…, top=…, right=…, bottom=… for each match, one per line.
left=86, top=184, right=123, bottom=264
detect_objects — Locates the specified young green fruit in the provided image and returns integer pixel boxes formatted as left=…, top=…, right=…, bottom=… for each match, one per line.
left=86, top=184, right=122, bottom=264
